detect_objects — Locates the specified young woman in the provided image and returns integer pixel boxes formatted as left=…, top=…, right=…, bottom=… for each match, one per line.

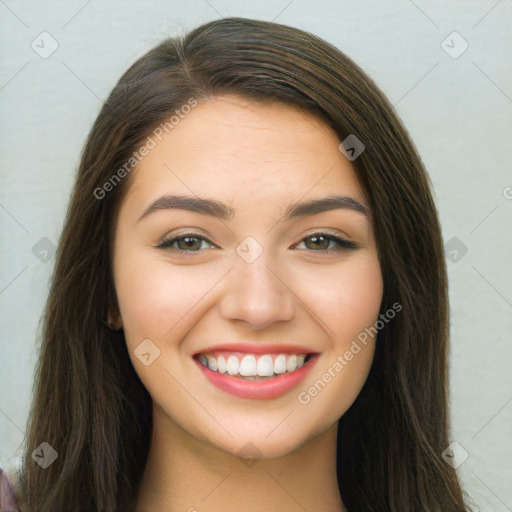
left=2, top=16, right=473, bottom=511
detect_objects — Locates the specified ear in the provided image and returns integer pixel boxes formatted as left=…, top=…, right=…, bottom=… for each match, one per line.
left=106, top=282, right=123, bottom=330
left=106, top=308, right=123, bottom=330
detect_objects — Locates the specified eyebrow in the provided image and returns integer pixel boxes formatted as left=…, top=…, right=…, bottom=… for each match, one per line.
left=137, top=194, right=369, bottom=222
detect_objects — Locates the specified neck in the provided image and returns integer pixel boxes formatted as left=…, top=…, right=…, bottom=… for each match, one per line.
left=135, top=405, right=345, bottom=512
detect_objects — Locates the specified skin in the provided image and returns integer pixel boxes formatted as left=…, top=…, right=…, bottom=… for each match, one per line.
left=110, top=95, right=383, bottom=512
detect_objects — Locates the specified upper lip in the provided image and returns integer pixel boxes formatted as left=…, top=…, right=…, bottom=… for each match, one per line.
left=193, top=343, right=318, bottom=355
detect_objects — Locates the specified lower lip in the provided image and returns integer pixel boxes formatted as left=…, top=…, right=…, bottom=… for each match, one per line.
left=194, top=355, right=318, bottom=399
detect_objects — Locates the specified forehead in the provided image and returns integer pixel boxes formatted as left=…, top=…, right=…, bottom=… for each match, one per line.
left=119, top=95, right=366, bottom=218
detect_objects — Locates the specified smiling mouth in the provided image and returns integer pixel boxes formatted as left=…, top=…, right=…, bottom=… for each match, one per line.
left=194, top=352, right=314, bottom=380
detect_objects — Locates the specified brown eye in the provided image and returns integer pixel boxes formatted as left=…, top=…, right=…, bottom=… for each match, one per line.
left=295, top=233, right=356, bottom=252
left=157, top=234, right=215, bottom=252
left=175, top=236, right=202, bottom=251
left=304, top=235, right=331, bottom=250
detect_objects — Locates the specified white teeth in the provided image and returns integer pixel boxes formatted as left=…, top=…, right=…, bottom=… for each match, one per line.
left=286, top=354, right=297, bottom=372
left=197, top=352, right=311, bottom=377
left=274, top=354, right=287, bottom=374
left=239, top=355, right=257, bottom=376
left=206, top=355, right=217, bottom=371
left=256, top=355, right=274, bottom=377
left=217, top=355, right=227, bottom=373
left=227, top=355, right=239, bottom=375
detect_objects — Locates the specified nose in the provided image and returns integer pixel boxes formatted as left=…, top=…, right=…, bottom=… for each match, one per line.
left=219, top=253, right=296, bottom=330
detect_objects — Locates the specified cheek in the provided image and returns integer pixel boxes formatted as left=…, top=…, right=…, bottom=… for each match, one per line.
left=292, top=255, right=383, bottom=423
left=113, top=253, right=219, bottom=344
left=293, top=254, right=383, bottom=341
left=297, top=260, right=383, bottom=427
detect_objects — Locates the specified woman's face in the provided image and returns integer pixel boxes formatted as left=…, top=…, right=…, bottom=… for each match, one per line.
left=111, top=95, right=383, bottom=458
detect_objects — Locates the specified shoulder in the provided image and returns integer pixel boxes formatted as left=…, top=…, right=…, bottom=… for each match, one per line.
left=0, top=467, right=21, bottom=512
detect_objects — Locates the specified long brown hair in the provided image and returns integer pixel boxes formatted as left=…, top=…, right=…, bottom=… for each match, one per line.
left=17, top=17, right=473, bottom=511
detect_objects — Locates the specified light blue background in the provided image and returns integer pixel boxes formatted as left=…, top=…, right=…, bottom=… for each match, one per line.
left=1, top=1, right=511, bottom=510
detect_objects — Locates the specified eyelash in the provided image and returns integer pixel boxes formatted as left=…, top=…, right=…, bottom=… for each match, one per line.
left=155, top=232, right=356, bottom=256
